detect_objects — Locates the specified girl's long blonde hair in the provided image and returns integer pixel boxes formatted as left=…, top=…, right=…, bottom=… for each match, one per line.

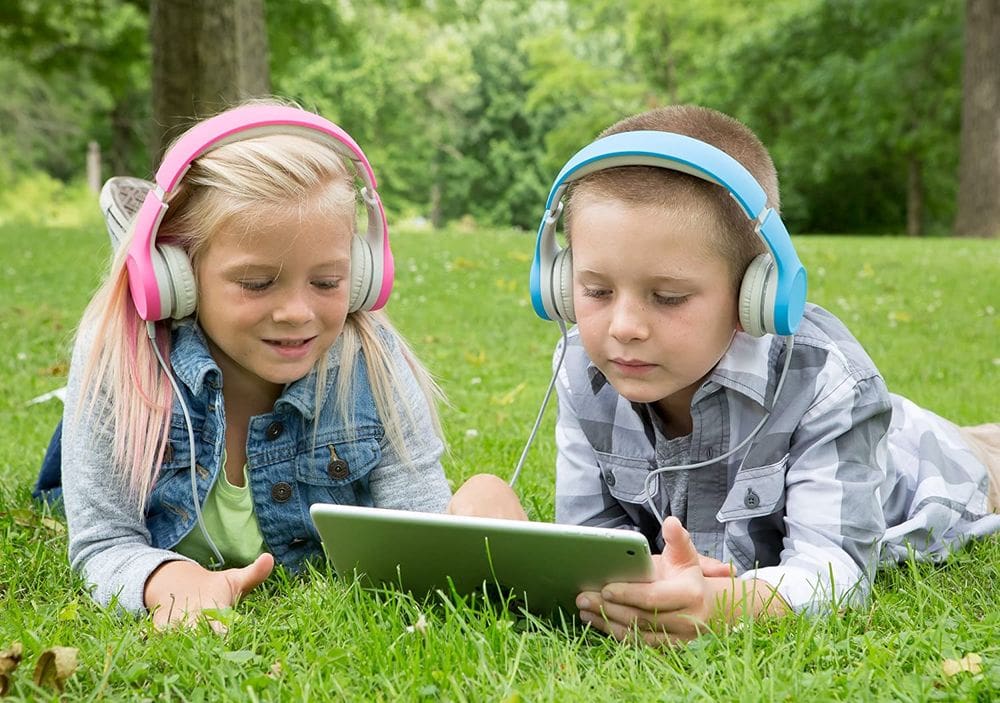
left=77, top=106, right=443, bottom=511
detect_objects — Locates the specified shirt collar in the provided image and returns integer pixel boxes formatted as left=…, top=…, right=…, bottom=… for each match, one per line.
left=699, top=331, right=782, bottom=410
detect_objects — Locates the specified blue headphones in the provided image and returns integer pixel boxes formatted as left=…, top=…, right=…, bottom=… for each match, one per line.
left=528, top=131, right=807, bottom=337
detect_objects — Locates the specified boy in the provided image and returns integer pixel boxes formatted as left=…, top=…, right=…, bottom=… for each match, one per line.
left=450, top=105, right=1000, bottom=646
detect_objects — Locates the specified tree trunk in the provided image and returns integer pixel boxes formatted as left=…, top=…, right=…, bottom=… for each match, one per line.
left=150, top=0, right=271, bottom=163
left=954, top=0, right=1000, bottom=238
left=906, top=154, right=924, bottom=237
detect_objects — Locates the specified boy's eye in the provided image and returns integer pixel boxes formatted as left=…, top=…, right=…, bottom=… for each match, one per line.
left=581, top=287, right=611, bottom=299
left=239, top=279, right=273, bottom=291
left=654, top=293, right=689, bottom=307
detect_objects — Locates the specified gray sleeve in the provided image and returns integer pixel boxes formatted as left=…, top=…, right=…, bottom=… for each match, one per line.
left=61, top=324, right=194, bottom=614
left=366, top=340, right=452, bottom=513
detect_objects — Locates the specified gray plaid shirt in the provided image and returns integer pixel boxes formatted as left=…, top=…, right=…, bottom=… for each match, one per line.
left=554, top=304, right=999, bottom=613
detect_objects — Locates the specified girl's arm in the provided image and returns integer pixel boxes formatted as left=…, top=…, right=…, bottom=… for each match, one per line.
left=61, top=325, right=196, bottom=613
left=366, top=338, right=451, bottom=513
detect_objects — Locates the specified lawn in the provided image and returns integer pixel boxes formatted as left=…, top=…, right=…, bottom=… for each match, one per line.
left=1, top=216, right=998, bottom=701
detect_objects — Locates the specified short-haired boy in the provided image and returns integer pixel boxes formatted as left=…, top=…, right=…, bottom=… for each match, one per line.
left=451, top=105, right=1000, bottom=646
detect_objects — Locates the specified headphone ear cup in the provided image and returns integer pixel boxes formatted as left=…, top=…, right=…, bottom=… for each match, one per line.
left=739, top=253, right=775, bottom=337
left=552, top=247, right=575, bottom=323
left=154, top=244, right=197, bottom=320
left=349, top=235, right=374, bottom=313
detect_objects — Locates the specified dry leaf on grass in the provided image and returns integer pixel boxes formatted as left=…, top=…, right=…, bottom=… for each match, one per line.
left=941, top=653, right=983, bottom=677
left=33, top=647, right=78, bottom=692
left=0, top=643, right=24, bottom=697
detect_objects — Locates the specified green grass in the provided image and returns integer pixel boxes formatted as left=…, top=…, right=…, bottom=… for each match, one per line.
left=1, top=219, right=998, bottom=701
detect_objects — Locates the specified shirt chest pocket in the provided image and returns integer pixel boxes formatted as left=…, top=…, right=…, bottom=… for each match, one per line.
left=295, top=434, right=382, bottom=506
left=716, top=454, right=788, bottom=522
left=594, top=452, right=657, bottom=505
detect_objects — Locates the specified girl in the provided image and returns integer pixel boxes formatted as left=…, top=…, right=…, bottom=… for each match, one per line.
left=57, top=102, right=452, bottom=628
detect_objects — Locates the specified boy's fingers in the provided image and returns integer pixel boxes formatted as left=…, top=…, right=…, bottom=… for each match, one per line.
left=697, top=554, right=735, bottom=577
left=659, top=516, right=701, bottom=573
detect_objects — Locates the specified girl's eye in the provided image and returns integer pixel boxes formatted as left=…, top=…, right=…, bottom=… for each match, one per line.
left=654, top=293, right=689, bottom=307
left=313, top=279, right=342, bottom=290
left=239, top=279, right=273, bottom=291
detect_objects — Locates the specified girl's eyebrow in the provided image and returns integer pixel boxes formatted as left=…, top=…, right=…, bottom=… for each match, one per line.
left=220, top=259, right=348, bottom=277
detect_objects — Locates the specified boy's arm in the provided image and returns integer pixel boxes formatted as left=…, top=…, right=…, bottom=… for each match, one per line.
left=742, top=373, right=892, bottom=614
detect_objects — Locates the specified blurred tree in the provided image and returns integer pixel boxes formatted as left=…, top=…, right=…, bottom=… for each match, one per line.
left=150, top=0, right=270, bottom=160
left=954, top=0, right=1000, bottom=238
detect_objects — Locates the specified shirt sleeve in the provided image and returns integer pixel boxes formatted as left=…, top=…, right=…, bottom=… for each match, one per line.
left=739, top=373, right=892, bottom=614
left=366, top=337, right=452, bottom=514
left=62, top=325, right=194, bottom=615
left=552, top=340, right=634, bottom=530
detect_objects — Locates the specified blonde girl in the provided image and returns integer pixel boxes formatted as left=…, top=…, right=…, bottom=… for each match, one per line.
left=56, top=103, right=451, bottom=627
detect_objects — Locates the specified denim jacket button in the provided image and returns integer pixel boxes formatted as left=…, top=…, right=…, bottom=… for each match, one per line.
left=327, top=459, right=350, bottom=480
left=604, top=470, right=616, bottom=487
left=265, top=422, right=284, bottom=440
left=744, top=487, right=760, bottom=509
left=271, top=482, right=292, bottom=502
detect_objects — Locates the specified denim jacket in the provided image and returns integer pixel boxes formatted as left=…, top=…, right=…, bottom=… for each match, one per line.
left=62, top=320, right=451, bottom=614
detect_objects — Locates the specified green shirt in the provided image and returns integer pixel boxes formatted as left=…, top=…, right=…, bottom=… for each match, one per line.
left=174, top=457, right=267, bottom=568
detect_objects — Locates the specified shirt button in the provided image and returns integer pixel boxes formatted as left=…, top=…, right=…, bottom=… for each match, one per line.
left=327, top=459, right=350, bottom=480
left=271, top=482, right=292, bottom=502
left=744, top=487, right=760, bottom=509
left=604, top=470, right=616, bottom=487
left=265, top=422, right=284, bottom=440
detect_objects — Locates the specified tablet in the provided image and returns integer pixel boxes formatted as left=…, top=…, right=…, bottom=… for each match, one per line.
left=309, top=503, right=655, bottom=614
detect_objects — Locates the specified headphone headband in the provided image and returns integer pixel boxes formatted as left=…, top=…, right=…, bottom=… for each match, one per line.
left=127, top=105, right=394, bottom=320
left=529, top=130, right=807, bottom=335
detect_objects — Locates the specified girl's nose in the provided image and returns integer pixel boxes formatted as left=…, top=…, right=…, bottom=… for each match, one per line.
left=272, top=288, right=316, bottom=325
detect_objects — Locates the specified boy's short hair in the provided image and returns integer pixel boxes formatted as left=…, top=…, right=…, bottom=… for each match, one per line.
left=565, top=105, right=779, bottom=290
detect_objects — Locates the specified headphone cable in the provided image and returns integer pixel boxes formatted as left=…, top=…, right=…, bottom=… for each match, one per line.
left=147, top=322, right=225, bottom=568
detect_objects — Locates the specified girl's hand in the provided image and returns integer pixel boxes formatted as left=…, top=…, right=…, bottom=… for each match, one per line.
left=144, top=553, right=274, bottom=631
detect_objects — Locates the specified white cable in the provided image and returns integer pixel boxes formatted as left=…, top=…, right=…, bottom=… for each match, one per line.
left=147, top=322, right=225, bottom=568
left=508, top=319, right=569, bottom=488
left=641, top=335, right=796, bottom=523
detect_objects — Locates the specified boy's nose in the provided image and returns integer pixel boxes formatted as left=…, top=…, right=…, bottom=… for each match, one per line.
left=608, top=297, right=650, bottom=343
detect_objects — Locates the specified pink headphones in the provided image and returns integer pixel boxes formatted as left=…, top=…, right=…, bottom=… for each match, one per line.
left=126, top=104, right=395, bottom=321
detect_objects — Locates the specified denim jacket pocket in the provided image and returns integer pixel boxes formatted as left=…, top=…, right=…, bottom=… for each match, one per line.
left=594, top=451, right=656, bottom=505
left=716, top=454, right=788, bottom=522
left=295, top=431, right=382, bottom=505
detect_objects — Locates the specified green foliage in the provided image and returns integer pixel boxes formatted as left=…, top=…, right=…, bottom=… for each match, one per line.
left=695, top=0, right=962, bottom=234
left=1, top=220, right=999, bottom=699
left=0, top=0, right=977, bottom=235
left=0, top=0, right=151, bottom=179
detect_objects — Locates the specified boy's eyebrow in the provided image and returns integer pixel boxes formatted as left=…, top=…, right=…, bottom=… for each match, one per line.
left=575, top=267, right=695, bottom=284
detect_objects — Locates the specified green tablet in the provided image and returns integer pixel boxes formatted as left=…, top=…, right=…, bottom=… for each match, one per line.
left=309, top=503, right=655, bottom=614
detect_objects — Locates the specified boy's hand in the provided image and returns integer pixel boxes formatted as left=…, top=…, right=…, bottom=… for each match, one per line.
left=576, top=516, right=712, bottom=645
left=143, top=553, right=274, bottom=632
left=576, top=517, right=783, bottom=647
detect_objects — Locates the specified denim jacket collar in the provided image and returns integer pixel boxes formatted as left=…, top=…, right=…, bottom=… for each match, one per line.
left=168, top=320, right=342, bottom=420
